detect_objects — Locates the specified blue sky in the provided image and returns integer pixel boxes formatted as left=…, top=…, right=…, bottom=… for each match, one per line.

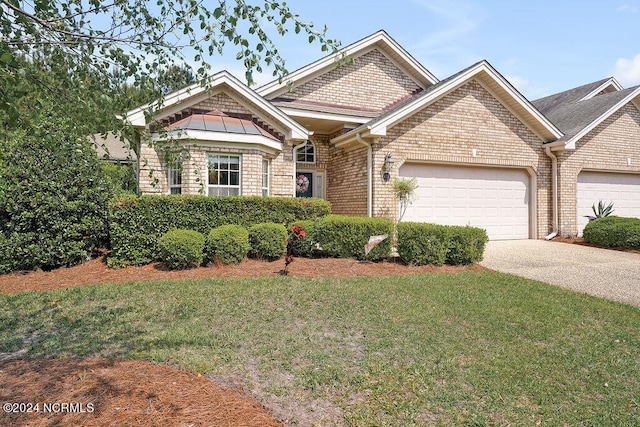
left=217, top=0, right=640, bottom=100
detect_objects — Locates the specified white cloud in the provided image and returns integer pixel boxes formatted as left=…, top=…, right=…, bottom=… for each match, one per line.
left=614, top=54, right=640, bottom=86
left=617, top=4, right=639, bottom=13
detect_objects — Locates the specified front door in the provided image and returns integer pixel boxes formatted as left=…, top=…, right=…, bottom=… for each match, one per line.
left=296, top=172, right=313, bottom=198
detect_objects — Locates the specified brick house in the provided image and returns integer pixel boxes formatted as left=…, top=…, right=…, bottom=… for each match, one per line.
left=125, top=30, right=640, bottom=240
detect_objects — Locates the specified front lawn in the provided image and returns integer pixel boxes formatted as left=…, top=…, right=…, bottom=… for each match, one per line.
left=1, top=272, right=639, bottom=426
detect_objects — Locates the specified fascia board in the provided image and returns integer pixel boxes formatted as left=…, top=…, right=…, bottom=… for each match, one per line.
left=566, top=86, right=640, bottom=150
left=154, top=130, right=283, bottom=153
left=279, top=106, right=372, bottom=125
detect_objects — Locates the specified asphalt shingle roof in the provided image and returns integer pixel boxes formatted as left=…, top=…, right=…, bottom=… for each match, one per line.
left=534, top=85, right=640, bottom=141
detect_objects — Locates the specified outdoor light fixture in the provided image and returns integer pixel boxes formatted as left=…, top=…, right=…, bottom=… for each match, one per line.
left=382, top=152, right=394, bottom=182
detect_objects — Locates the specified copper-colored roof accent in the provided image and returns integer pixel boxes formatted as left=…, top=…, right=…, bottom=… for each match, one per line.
left=167, top=110, right=280, bottom=141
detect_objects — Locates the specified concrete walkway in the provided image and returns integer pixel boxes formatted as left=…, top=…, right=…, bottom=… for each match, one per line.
left=480, top=240, right=640, bottom=307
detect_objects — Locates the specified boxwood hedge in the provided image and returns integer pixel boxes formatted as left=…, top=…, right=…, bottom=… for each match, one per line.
left=397, top=222, right=488, bottom=266
left=583, top=216, right=640, bottom=249
left=206, top=225, right=250, bottom=265
left=314, top=215, right=394, bottom=261
left=157, top=229, right=205, bottom=270
left=108, top=195, right=330, bottom=267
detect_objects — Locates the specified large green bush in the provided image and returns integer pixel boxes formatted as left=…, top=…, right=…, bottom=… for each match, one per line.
left=446, top=225, right=489, bottom=265
left=102, top=162, right=137, bottom=195
left=0, top=118, right=111, bottom=273
left=108, top=195, right=330, bottom=267
left=583, top=216, right=640, bottom=249
left=248, top=223, right=288, bottom=260
left=157, top=229, right=205, bottom=270
left=397, top=222, right=450, bottom=266
left=206, top=225, right=250, bottom=265
left=315, top=215, right=394, bottom=261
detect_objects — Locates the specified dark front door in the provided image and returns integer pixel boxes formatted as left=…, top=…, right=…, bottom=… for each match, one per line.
left=295, top=172, right=313, bottom=198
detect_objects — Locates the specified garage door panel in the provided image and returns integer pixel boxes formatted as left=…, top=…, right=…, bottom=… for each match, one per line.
left=577, top=172, right=640, bottom=235
left=399, top=164, right=530, bottom=240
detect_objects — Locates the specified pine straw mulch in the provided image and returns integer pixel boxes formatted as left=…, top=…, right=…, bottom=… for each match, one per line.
left=0, top=358, right=284, bottom=427
left=0, top=255, right=486, bottom=426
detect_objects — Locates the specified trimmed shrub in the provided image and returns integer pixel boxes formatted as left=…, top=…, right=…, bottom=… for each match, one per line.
left=583, top=216, right=640, bottom=249
left=108, top=195, right=330, bottom=267
left=0, top=118, right=111, bottom=273
left=157, top=229, right=205, bottom=270
left=249, top=223, right=288, bottom=260
left=397, top=222, right=450, bottom=266
left=315, top=215, right=394, bottom=261
left=446, top=225, right=489, bottom=265
left=289, top=220, right=316, bottom=257
left=206, top=225, right=250, bottom=265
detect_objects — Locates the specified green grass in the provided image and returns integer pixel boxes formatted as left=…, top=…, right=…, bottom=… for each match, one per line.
left=1, top=271, right=639, bottom=426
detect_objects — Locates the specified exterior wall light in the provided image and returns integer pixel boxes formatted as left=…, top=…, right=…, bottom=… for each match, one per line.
left=382, top=152, right=394, bottom=182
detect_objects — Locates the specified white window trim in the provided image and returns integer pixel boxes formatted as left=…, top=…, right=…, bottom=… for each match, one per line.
left=261, top=159, right=270, bottom=197
left=167, top=159, right=183, bottom=195
left=296, top=140, right=316, bottom=164
left=207, top=153, right=242, bottom=196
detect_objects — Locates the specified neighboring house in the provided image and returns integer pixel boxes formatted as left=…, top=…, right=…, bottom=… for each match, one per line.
left=124, top=30, right=640, bottom=240
left=93, top=132, right=137, bottom=164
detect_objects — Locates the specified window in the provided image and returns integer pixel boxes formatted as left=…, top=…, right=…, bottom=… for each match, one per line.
left=208, top=154, right=241, bottom=196
left=262, top=159, right=270, bottom=197
left=296, top=141, right=315, bottom=164
left=168, top=160, right=182, bottom=194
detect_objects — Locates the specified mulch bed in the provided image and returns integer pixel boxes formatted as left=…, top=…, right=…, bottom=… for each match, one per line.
left=0, top=358, right=284, bottom=427
left=0, top=254, right=486, bottom=426
left=0, top=253, right=487, bottom=295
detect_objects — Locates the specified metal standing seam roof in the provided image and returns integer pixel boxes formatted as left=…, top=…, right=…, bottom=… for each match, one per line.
left=166, top=110, right=279, bottom=140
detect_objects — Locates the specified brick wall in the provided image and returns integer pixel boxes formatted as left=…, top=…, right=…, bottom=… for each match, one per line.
left=362, top=79, right=553, bottom=238
left=557, top=103, right=640, bottom=235
left=283, top=49, right=422, bottom=111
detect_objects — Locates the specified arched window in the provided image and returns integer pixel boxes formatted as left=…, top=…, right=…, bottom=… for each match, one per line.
left=296, top=141, right=315, bottom=164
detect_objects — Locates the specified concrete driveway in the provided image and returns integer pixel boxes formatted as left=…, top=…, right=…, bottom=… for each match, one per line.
left=480, top=240, right=640, bottom=307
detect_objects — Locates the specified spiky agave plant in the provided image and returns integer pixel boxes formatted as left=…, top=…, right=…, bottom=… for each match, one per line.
left=591, top=200, right=615, bottom=219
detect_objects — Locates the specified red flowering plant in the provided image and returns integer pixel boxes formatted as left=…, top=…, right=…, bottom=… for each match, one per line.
left=282, top=224, right=306, bottom=275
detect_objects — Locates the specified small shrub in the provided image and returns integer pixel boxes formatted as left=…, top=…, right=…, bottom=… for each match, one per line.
left=446, top=225, right=489, bottom=265
left=315, top=215, right=393, bottom=261
left=206, top=225, right=250, bottom=265
left=157, top=229, right=205, bottom=270
left=397, top=222, right=450, bottom=266
left=249, top=223, right=288, bottom=260
left=583, top=216, right=640, bottom=249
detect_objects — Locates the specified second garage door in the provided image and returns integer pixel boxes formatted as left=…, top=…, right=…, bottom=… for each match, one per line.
left=399, top=163, right=531, bottom=240
left=577, top=171, right=640, bottom=235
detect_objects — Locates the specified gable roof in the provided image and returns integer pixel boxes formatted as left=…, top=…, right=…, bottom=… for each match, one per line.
left=532, top=77, right=623, bottom=116
left=93, top=132, right=137, bottom=162
left=125, top=71, right=310, bottom=141
left=538, top=85, right=640, bottom=149
left=332, top=60, right=563, bottom=146
left=256, top=30, right=439, bottom=99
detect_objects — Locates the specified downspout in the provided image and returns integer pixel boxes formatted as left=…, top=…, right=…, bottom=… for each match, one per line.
left=355, top=133, right=373, bottom=217
left=545, top=145, right=558, bottom=240
left=292, top=139, right=309, bottom=197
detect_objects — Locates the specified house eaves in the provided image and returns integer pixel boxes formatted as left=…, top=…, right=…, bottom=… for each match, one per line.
left=256, top=30, right=439, bottom=99
left=124, top=71, right=310, bottom=141
left=333, top=60, right=563, bottom=146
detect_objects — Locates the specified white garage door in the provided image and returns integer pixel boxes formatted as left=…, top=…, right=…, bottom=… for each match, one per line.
left=577, top=171, right=640, bottom=235
left=399, top=164, right=531, bottom=240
